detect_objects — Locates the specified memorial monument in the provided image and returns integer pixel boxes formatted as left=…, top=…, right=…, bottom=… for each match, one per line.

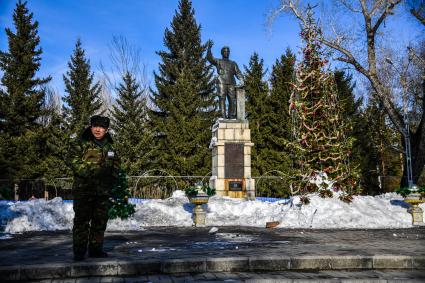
left=207, top=40, right=255, bottom=199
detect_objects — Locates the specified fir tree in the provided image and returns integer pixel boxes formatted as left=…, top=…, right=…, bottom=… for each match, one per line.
left=0, top=130, right=40, bottom=180
left=357, top=99, right=403, bottom=195
left=261, top=49, right=296, bottom=197
left=150, top=0, right=216, bottom=182
left=38, top=108, right=71, bottom=180
left=244, top=53, right=270, bottom=176
left=289, top=13, right=359, bottom=202
left=334, top=71, right=362, bottom=123
left=333, top=72, right=403, bottom=194
left=62, top=39, right=102, bottom=134
left=108, top=169, right=135, bottom=220
left=334, top=70, right=363, bottom=180
left=268, top=49, right=295, bottom=142
left=0, top=1, right=51, bottom=135
left=111, top=72, right=152, bottom=175
left=0, top=1, right=50, bottom=181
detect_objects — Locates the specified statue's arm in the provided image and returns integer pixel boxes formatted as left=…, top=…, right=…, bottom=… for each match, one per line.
left=206, top=40, right=217, bottom=65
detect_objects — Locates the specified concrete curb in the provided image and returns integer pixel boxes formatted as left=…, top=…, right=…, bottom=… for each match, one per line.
left=1, top=255, right=424, bottom=281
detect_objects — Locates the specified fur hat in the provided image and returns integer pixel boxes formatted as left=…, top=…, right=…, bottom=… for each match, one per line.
left=90, top=115, right=110, bottom=128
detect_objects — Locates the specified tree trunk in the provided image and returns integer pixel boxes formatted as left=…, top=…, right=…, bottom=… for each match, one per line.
left=404, top=120, right=425, bottom=187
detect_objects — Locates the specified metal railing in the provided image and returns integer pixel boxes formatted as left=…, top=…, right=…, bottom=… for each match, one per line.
left=0, top=174, right=423, bottom=201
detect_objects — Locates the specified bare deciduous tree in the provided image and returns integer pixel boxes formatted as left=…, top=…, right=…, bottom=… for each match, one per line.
left=269, top=0, right=425, bottom=186
left=99, top=35, right=149, bottom=101
left=97, top=77, right=114, bottom=116
left=40, top=86, right=62, bottom=126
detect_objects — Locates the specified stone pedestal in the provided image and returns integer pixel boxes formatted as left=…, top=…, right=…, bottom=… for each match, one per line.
left=189, top=195, right=209, bottom=227
left=236, top=88, right=246, bottom=121
left=193, top=204, right=206, bottom=226
left=407, top=205, right=424, bottom=226
left=209, top=119, right=255, bottom=199
left=404, top=193, right=425, bottom=226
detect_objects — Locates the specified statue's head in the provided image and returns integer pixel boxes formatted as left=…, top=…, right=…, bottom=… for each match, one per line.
left=221, top=46, right=230, bottom=59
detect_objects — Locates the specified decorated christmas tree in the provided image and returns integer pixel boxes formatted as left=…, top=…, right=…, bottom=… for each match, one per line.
left=289, top=11, right=360, bottom=203
left=108, top=169, right=135, bottom=220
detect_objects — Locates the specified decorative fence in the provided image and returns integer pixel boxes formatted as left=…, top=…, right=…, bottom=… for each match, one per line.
left=0, top=174, right=423, bottom=201
left=0, top=175, right=208, bottom=201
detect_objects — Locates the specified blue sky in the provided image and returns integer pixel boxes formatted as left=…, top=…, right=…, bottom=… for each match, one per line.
left=0, top=0, right=423, bottom=97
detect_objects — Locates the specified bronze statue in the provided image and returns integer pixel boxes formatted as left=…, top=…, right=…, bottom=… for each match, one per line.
left=207, top=40, right=244, bottom=119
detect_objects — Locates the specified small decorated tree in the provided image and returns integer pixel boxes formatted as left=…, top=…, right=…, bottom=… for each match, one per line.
left=289, top=11, right=360, bottom=203
left=185, top=182, right=216, bottom=198
left=108, top=169, right=136, bottom=219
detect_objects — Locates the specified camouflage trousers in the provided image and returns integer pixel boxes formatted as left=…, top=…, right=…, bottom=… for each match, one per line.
left=73, top=194, right=110, bottom=256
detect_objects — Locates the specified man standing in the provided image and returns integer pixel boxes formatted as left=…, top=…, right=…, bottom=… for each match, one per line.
left=69, top=115, right=120, bottom=261
left=207, top=40, right=244, bottom=119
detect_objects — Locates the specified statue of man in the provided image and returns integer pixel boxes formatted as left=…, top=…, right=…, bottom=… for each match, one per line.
left=207, top=40, right=244, bottom=119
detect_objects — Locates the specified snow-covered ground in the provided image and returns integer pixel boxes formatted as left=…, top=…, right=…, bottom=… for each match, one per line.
left=0, top=191, right=424, bottom=235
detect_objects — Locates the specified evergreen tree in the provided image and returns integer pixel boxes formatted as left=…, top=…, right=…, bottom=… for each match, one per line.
left=357, top=99, right=403, bottom=195
left=334, top=72, right=403, bottom=194
left=0, top=1, right=50, bottom=181
left=38, top=108, right=71, bottom=180
left=289, top=13, right=359, bottom=202
left=149, top=0, right=216, bottom=182
left=111, top=72, right=152, bottom=175
left=261, top=49, right=296, bottom=197
left=62, top=39, right=102, bottom=134
left=0, top=1, right=51, bottom=135
left=334, top=71, right=362, bottom=124
left=244, top=53, right=270, bottom=177
left=108, top=169, right=135, bottom=220
left=0, top=129, right=40, bottom=180
left=334, top=70, right=364, bottom=182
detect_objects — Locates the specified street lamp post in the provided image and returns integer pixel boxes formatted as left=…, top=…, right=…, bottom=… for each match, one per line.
left=386, top=57, right=424, bottom=226
left=400, top=75, right=414, bottom=189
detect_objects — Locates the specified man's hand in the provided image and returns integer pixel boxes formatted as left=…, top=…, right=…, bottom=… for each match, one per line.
left=73, top=159, right=99, bottom=178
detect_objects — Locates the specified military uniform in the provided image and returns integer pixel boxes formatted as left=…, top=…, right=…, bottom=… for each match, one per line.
left=69, top=116, right=120, bottom=260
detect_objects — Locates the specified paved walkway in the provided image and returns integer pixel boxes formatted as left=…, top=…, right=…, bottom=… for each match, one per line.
left=21, top=270, right=425, bottom=282
left=0, top=226, right=424, bottom=281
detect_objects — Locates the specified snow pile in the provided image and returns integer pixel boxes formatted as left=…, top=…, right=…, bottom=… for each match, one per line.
left=2, top=197, right=73, bottom=233
left=206, top=193, right=417, bottom=229
left=282, top=194, right=414, bottom=229
left=108, top=192, right=192, bottom=230
left=206, top=196, right=285, bottom=226
left=1, top=191, right=424, bottom=234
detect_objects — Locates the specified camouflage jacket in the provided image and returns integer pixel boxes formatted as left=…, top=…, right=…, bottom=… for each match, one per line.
left=68, top=127, right=120, bottom=196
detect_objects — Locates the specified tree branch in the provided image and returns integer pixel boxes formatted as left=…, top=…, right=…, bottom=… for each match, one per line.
left=339, top=0, right=362, bottom=13
left=287, top=0, right=307, bottom=27
left=411, top=8, right=425, bottom=26
left=371, top=0, right=401, bottom=35
left=370, top=0, right=385, bottom=17
left=360, top=0, right=368, bottom=17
